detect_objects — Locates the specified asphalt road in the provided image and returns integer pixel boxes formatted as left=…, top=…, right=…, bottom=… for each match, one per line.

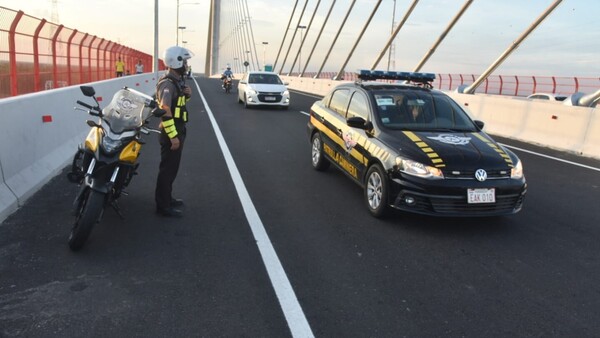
left=1, top=77, right=600, bottom=337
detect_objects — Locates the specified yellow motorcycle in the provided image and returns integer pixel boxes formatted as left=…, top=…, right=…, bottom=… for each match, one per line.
left=67, top=86, right=164, bottom=251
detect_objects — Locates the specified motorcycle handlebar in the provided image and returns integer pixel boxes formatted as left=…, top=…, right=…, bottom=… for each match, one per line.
left=77, top=100, right=93, bottom=110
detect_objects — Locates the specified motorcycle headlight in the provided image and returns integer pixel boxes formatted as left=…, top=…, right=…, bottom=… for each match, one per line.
left=101, top=136, right=124, bottom=154
left=396, top=157, right=444, bottom=179
left=511, top=160, right=523, bottom=179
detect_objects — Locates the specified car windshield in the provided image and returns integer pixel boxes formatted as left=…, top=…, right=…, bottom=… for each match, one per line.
left=248, top=73, right=283, bottom=85
left=373, top=90, right=477, bottom=132
left=101, top=89, right=150, bottom=133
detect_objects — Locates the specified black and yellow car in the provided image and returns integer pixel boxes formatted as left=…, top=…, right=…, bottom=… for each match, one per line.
left=307, top=70, right=527, bottom=217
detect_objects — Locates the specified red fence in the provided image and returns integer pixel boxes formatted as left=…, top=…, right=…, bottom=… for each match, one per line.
left=0, top=7, right=162, bottom=98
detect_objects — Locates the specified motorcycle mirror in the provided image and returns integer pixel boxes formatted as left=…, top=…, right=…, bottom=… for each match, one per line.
left=80, top=86, right=96, bottom=97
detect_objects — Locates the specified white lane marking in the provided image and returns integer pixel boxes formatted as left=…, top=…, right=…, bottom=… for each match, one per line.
left=299, top=110, right=309, bottom=117
left=500, top=144, right=600, bottom=172
left=192, top=79, right=315, bottom=338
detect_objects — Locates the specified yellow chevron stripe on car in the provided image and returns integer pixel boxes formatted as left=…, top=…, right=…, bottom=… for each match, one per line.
left=402, top=131, right=446, bottom=168
left=472, top=133, right=514, bottom=167
left=311, top=115, right=366, bottom=166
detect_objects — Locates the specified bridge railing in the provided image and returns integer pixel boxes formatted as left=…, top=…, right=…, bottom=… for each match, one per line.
left=290, top=72, right=599, bottom=98
left=0, top=7, right=161, bottom=98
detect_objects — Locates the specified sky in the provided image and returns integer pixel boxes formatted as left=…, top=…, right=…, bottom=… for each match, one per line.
left=1, top=0, right=598, bottom=78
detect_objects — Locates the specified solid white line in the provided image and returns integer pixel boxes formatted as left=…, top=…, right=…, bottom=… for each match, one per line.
left=192, top=78, right=315, bottom=338
left=299, top=110, right=310, bottom=117
left=500, top=143, right=600, bottom=172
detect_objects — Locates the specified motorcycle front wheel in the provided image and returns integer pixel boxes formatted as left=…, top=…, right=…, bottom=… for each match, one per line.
left=69, top=189, right=105, bottom=251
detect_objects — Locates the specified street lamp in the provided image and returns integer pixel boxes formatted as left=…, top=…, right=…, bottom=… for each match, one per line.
left=297, top=25, right=307, bottom=75
left=245, top=50, right=250, bottom=71
left=262, top=42, right=268, bottom=71
left=178, top=26, right=186, bottom=46
left=177, top=0, right=200, bottom=45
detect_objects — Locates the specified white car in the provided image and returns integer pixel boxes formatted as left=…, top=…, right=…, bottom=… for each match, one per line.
left=238, top=71, right=290, bottom=109
left=527, top=93, right=567, bottom=101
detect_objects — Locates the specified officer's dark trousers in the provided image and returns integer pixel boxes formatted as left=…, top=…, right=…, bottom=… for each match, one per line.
left=155, top=126, right=186, bottom=210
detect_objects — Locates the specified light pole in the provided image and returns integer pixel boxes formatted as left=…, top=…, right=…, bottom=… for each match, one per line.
left=262, top=42, right=268, bottom=70
left=297, top=25, right=306, bottom=75
left=177, top=0, right=200, bottom=45
left=177, top=26, right=186, bottom=46
left=245, top=50, right=250, bottom=71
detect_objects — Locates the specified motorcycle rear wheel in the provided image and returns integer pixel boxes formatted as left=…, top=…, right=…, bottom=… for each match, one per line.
left=68, top=189, right=105, bottom=251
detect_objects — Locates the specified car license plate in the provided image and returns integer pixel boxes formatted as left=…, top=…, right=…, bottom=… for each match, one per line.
left=265, top=96, right=276, bottom=101
left=467, top=188, right=496, bottom=204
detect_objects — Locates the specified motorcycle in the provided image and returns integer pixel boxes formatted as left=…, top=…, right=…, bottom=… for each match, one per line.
left=222, top=76, right=233, bottom=94
left=66, top=85, right=164, bottom=251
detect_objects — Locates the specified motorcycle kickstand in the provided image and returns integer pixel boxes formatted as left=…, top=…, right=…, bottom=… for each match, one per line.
left=110, top=200, right=125, bottom=220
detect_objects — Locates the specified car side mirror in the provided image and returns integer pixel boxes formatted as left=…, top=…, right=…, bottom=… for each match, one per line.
left=240, top=80, right=247, bottom=85
left=347, top=116, right=372, bottom=130
left=284, top=82, right=289, bottom=86
left=474, top=120, right=485, bottom=130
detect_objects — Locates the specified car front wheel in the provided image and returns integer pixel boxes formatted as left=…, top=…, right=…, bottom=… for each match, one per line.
left=364, top=164, right=389, bottom=218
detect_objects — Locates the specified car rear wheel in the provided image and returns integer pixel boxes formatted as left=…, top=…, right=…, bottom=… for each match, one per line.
left=311, top=133, right=330, bottom=171
left=365, top=164, right=389, bottom=218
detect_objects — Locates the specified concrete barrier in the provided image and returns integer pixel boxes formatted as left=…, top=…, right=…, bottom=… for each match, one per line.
left=446, top=92, right=599, bottom=159
left=0, top=73, right=158, bottom=223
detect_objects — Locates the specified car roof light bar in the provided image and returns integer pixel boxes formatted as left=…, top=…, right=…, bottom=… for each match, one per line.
left=356, top=69, right=436, bottom=84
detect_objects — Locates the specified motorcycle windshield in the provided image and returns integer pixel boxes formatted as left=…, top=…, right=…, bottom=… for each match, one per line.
left=102, top=89, right=150, bottom=133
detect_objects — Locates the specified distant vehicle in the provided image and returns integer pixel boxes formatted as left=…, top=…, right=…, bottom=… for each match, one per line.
left=237, top=71, right=290, bottom=109
left=527, top=93, right=567, bottom=101
left=307, top=70, right=527, bottom=218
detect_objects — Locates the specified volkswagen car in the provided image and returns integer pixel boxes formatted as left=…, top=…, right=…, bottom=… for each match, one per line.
left=307, top=70, right=527, bottom=217
left=238, top=71, right=290, bottom=109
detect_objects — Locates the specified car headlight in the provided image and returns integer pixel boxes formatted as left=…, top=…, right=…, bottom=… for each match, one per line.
left=283, top=90, right=289, bottom=96
left=511, top=160, right=523, bottom=179
left=396, top=157, right=444, bottom=179
left=246, top=89, right=257, bottom=96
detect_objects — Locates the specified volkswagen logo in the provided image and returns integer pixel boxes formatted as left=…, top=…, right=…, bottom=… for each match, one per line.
left=475, top=169, right=488, bottom=182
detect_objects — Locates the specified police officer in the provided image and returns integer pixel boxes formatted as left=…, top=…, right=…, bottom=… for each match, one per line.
left=155, top=46, right=193, bottom=217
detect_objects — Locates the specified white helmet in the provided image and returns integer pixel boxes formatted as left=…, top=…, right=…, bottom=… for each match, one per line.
left=163, top=46, right=193, bottom=69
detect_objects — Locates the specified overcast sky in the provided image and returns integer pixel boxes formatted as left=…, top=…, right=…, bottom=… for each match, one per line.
left=2, top=0, right=598, bottom=77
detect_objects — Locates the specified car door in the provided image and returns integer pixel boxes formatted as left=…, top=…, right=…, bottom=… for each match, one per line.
left=340, top=90, right=370, bottom=181
left=238, top=73, right=248, bottom=101
left=318, top=88, right=351, bottom=173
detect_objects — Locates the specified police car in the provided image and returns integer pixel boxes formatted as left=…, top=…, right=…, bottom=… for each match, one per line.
left=307, top=70, right=527, bottom=217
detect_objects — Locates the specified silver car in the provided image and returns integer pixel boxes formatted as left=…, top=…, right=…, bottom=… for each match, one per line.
left=238, top=71, right=290, bottom=109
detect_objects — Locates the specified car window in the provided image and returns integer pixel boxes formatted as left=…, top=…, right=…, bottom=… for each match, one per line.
left=373, top=90, right=477, bottom=131
left=248, top=74, right=282, bottom=84
left=347, top=92, right=369, bottom=120
left=328, top=89, right=350, bottom=117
